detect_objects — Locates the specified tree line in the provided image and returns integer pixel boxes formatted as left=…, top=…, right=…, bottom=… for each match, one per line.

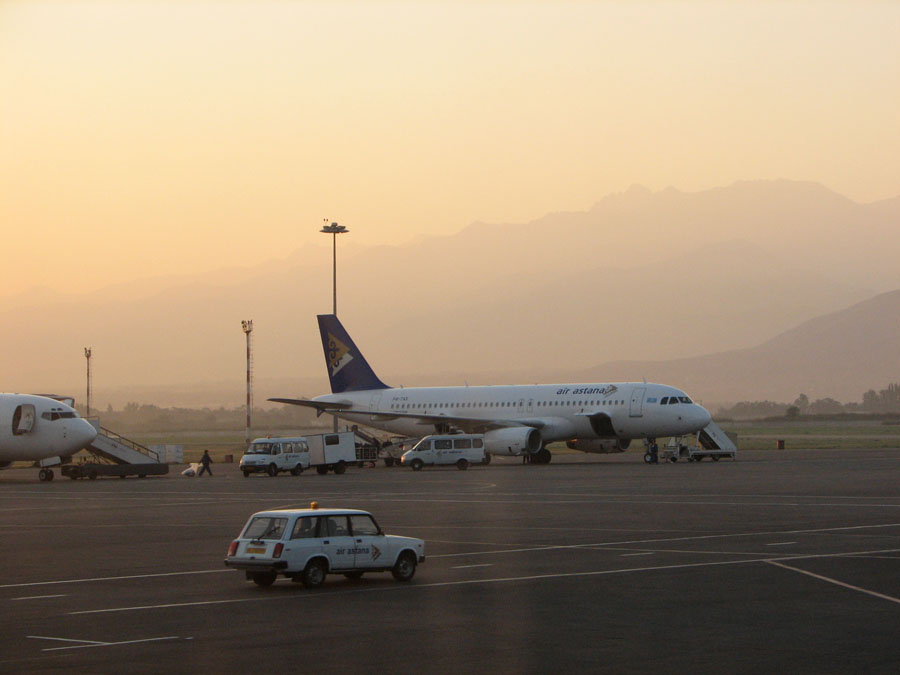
left=715, top=383, right=900, bottom=420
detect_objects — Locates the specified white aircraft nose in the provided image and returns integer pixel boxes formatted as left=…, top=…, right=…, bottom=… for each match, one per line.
left=75, top=419, right=98, bottom=448
left=696, top=405, right=712, bottom=428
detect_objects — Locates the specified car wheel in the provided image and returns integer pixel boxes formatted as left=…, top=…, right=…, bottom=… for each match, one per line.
left=483, top=453, right=491, bottom=465
left=456, top=458, right=469, bottom=471
left=334, top=461, right=346, bottom=475
left=251, top=571, right=277, bottom=587
left=343, top=571, right=364, bottom=580
left=411, top=459, right=424, bottom=471
left=290, top=465, right=303, bottom=476
left=243, top=470, right=250, bottom=477
left=392, top=551, right=417, bottom=582
left=302, top=559, right=327, bottom=589
left=267, top=463, right=278, bottom=477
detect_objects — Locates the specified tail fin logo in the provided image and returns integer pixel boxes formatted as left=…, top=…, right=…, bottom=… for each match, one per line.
left=327, top=333, right=354, bottom=376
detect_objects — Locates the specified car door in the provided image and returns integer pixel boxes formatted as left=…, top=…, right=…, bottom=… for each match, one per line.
left=284, top=515, right=323, bottom=571
left=349, top=514, right=388, bottom=569
left=319, top=515, right=355, bottom=570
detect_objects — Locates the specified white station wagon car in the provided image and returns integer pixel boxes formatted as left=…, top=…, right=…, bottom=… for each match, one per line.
left=224, top=504, right=425, bottom=588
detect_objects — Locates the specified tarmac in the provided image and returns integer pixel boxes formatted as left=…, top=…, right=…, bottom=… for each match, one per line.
left=2, top=448, right=899, bottom=674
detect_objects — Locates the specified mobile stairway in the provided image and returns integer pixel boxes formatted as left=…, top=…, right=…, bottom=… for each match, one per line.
left=695, top=421, right=738, bottom=460
left=61, top=419, right=169, bottom=479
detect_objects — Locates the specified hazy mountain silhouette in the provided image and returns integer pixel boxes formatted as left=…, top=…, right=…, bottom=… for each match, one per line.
left=579, top=290, right=900, bottom=404
left=2, top=179, right=897, bottom=406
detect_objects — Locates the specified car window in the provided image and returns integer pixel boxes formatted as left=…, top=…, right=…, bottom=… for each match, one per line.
left=323, top=515, right=349, bottom=537
left=243, top=516, right=288, bottom=540
left=349, top=515, right=380, bottom=536
left=434, top=439, right=452, bottom=450
left=454, top=438, right=472, bottom=449
left=291, top=516, right=320, bottom=539
left=412, top=439, right=431, bottom=451
left=472, top=438, right=483, bottom=448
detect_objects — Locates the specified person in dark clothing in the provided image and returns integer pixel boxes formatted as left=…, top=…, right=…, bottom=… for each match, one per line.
left=649, top=441, right=659, bottom=464
left=198, top=450, right=213, bottom=476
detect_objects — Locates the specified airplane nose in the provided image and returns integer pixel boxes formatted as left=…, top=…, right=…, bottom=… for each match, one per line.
left=77, top=419, right=98, bottom=447
left=696, top=405, right=712, bottom=428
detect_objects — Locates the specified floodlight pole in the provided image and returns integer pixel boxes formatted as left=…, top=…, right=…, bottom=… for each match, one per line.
left=320, top=220, right=349, bottom=431
left=84, top=347, right=92, bottom=417
left=242, top=320, right=253, bottom=444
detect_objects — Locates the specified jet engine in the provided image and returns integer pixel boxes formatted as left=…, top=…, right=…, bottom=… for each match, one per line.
left=483, top=427, right=543, bottom=456
left=566, top=438, right=631, bottom=454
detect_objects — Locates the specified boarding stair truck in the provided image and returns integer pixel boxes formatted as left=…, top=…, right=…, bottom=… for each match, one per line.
left=656, top=421, right=737, bottom=463
left=240, top=438, right=310, bottom=477
left=307, top=432, right=357, bottom=474
left=349, top=425, right=382, bottom=466
left=61, top=419, right=169, bottom=479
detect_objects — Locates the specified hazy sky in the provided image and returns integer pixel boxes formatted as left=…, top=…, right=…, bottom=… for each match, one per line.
left=2, top=0, right=898, bottom=295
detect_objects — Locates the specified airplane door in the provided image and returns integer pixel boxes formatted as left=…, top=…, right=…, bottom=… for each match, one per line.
left=369, top=393, right=382, bottom=420
left=629, top=387, right=645, bottom=417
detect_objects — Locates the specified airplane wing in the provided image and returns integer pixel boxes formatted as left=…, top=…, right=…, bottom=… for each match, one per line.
left=268, top=398, right=354, bottom=417
left=269, top=397, right=545, bottom=433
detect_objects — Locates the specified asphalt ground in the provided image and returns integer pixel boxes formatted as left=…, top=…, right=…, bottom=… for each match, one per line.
left=2, top=448, right=899, bottom=674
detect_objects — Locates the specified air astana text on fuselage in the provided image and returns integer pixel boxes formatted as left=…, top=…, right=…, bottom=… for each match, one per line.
left=271, top=315, right=713, bottom=464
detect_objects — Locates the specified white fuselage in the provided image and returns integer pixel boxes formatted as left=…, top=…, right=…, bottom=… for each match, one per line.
left=314, top=382, right=711, bottom=443
left=0, top=394, right=98, bottom=465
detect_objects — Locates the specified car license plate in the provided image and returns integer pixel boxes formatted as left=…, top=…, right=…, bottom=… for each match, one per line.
left=246, top=546, right=266, bottom=554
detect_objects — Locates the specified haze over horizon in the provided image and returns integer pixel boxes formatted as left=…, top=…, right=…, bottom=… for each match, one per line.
left=2, top=2, right=898, bottom=408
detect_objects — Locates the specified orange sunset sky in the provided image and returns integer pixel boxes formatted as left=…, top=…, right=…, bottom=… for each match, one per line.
left=2, top=1, right=899, bottom=297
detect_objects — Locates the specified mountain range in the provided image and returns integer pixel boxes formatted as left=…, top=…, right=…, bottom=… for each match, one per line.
left=2, top=179, right=897, bottom=408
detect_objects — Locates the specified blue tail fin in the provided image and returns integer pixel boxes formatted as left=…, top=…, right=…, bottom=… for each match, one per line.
left=317, top=315, right=389, bottom=393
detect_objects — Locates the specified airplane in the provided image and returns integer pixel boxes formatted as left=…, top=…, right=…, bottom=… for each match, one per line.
left=0, top=393, right=98, bottom=481
left=271, top=315, right=713, bottom=464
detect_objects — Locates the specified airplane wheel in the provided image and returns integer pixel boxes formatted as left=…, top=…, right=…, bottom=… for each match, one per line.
left=534, top=448, right=551, bottom=464
left=39, top=468, right=54, bottom=482
left=669, top=457, right=678, bottom=463
left=644, top=453, right=653, bottom=464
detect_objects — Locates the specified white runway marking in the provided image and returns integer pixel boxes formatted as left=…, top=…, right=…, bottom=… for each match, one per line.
left=766, top=561, right=900, bottom=606
left=452, top=564, right=493, bottom=569
left=11, top=594, right=67, bottom=601
left=766, top=542, right=797, bottom=546
left=31, top=635, right=181, bottom=651
left=67, top=547, right=900, bottom=616
left=620, top=552, right=654, bottom=557
left=0, top=569, right=229, bottom=589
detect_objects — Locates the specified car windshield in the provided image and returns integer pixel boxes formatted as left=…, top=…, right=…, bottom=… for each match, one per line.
left=247, top=443, right=274, bottom=455
left=243, top=516, right=287, bottom=540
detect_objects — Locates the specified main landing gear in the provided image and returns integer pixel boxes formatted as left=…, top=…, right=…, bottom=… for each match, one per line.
left=38, top=468, right=54, bottom=482
left=527, top=448, right=552, bottom=465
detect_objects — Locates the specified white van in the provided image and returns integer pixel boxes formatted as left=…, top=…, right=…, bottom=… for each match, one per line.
left=240, top=437, right=310, bottom=477
left=401, top=434, right=487, bottom=471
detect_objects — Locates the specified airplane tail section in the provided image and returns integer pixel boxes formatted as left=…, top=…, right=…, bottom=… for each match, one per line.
left=317, top=315, right=389, bottom=393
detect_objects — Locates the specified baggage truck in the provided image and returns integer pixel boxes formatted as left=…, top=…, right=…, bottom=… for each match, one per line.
left=306, top=432, right=357, bottom=474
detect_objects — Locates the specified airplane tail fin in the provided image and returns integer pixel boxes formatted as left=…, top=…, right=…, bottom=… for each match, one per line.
left=317, top=315, right=389, bottom=393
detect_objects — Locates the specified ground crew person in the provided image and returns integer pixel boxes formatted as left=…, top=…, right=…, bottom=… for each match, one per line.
left=198, top=449, right=213, bottom=476
left=649, top=441, right=659, bottom=464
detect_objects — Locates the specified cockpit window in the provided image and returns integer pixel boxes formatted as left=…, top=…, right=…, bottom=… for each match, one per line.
left=678, top=396, right=692, bottom=404
left=668, top=397, right=679, bottom=404
left=660, top=397, right=669, bottom=404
